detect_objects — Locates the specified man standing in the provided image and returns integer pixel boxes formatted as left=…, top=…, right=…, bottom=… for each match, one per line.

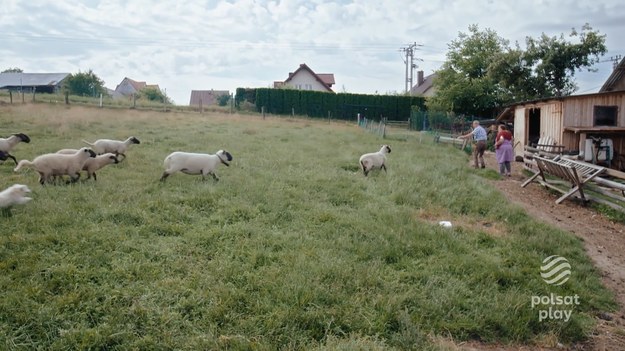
left=460, top=120, right=488, bottom=168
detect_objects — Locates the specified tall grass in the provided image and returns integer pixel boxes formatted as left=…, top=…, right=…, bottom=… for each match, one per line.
left=0, top=104, right=616, bottom=350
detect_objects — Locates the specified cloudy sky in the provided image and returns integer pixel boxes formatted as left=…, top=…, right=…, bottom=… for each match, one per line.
left=0, top=0, right=623, bottom=105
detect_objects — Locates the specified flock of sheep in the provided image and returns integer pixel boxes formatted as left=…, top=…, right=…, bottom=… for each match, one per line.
left=0, top=130, right=392, bottom=215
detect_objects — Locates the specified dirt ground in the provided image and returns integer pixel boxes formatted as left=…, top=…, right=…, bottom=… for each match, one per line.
left=460, top=152, right=625, bottom=351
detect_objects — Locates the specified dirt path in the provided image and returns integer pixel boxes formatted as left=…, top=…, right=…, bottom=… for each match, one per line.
left=473, top=152, right=625, bottom=350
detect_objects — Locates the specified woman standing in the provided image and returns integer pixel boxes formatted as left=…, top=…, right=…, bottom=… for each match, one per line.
left=495, top=124, right=514, bottom=177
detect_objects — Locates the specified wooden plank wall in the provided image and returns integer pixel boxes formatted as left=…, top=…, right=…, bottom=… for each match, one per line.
left=562, top=94, right=625, bottom=127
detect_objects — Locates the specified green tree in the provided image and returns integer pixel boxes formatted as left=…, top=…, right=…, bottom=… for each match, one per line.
left=428, top=24, right=508, bottom=117
left=217, top=93, right=231, bottom=106
left=139, top=87, right=172, bottom=104
left=430, top=24, right=607, bottom=116
left=2, top=67, right=23, bottom=73
left=64, top=70, right=106, bottom=97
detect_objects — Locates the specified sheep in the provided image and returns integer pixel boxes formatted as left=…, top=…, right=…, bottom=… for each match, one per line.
left=14, top=147, right=96, bottom=185
left=359, top=144, right=392, bottom=176
left=57, top=149, right=120, bottom=180
left=81, top=136, right=140, bottom=159
left=0, top=184, right=32, bottom=215
left=160, top=149, right=233, bottom=182
left=0, top=133, right=31, bottom=165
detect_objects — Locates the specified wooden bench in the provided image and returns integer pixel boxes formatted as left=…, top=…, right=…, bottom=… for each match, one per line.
left=521, top=155, right=605, bottom=204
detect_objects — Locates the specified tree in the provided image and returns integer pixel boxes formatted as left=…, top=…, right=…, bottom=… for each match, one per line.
left=217, top=93, right=231, bottom=106
left=64, top=70, right=106, bottom=97
left=2, top=67, right=23, bottom=73
left=139, top=87, right=172, bottom=104
left=430, top=24, right=607, bottom=117
left=428, top=25, right=509, bottom=117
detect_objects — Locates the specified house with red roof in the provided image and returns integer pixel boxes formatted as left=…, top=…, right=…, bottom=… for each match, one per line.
left=115, top=77, right=160, bottom=97
left=274, top=64, right=335, bottom=92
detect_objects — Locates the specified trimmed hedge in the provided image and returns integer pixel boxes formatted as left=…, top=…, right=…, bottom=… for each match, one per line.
left=237, top=87, right=426, bottom=121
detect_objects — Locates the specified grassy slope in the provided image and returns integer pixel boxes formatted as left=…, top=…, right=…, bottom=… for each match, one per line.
left=0, top=104, right=616, bottom=350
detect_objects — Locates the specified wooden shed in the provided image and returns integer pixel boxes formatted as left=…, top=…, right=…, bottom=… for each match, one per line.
left=497, top=90, right=625, bottom=170
left=497, top=57, right=625, bottom=170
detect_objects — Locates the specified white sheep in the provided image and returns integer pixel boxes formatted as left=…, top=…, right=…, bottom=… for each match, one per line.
left=14, top=147, right=96, bottom=185
left=160, top=149, right=233, bottom=182
left=0, top=184, right=32, bottom=210
left=359, top=144, right=392, bottom=176
left=0, top=133, right=31, bottom=165
left=57, top=149, right=120, bottom=181
left=81, top=136, right=140, bottom=159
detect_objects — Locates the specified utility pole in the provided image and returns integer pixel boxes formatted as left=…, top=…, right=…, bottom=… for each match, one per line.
left=610, top=55, right=623, bottom=70
left=400, top=42, right=422, bottom=94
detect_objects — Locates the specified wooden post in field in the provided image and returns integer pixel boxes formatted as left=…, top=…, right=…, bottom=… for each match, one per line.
left=382, top=118, right=387, bottom=138
left=292, top=107, right=295, bottom=117
left=199, top=99, right=203, bottom=114
left=133, top=94, right=136, bottom=109
left=32, top=87, right=36, bottom=102
left=262, top=106, right=265, bottom=120
left=99, top=93, right=103, bottom=108
left=328, top=111, right=331, bottom=123
left=65, top=91, right=69, bottom=105
left=21, top=90, right=24, bottom=103
left=9, top=91, right=12, bottom=104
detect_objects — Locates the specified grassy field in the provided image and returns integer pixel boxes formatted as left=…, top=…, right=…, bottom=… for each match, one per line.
left=0, top=104, right=616, bottom=350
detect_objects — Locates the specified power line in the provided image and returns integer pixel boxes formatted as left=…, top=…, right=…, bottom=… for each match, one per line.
left=399, top=42, right=422, bottom=94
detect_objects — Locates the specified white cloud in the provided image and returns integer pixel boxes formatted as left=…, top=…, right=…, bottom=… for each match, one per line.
left=0, top=0, right=623, bottom=104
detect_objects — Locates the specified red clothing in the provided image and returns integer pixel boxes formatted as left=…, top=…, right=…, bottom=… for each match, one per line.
left=496, top=130, right=513, bottom=141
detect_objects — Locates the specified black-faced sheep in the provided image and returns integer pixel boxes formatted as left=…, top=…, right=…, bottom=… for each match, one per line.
left=0, top=133, right=31, bottom=165
left=57, top=149, right=120, bottom=180
left=14, top=147, right=96, bottom=184
left=160, top=150, right=233, bottom=182
left=81, top=136, right=140, bottom=159
left=359, top=145, right=391, bottom=176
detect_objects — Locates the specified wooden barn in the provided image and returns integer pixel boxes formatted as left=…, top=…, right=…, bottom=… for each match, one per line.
left=497, top=58, right=625, bottom=171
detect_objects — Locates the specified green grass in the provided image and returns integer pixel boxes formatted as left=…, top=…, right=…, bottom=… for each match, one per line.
left=0, top=104, right=616, bottom=350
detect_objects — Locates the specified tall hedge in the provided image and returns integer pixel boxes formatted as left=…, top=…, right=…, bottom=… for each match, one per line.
left=243, top=88, right=425, bottom=121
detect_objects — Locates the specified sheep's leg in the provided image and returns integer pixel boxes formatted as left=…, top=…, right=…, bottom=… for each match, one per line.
left=360, top=161, right=368, bottom=176
left=68, top=172, right=80, bottom=184
left=7, top=154, right=17, bottom=165
left=210, top=173, right=219, bottom=181
left=92, top=172, right=97, bottom=181
left=382, top=164, right=387, bottom=173
left=160, top=172, right=170, bottom=182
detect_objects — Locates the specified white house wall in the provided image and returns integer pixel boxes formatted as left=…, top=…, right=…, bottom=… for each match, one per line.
left=285, top=70, right=328, bottom=91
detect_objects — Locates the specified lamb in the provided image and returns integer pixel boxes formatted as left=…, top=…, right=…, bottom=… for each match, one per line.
left=0, top=133, right=31, bottom=165
left=57, top=149, right=120, bottom=180
left=359, top=144, right=392, bottom=176
left=160, top=149, right=233, bottom=182
left=81, top=136, right=140, bottom=159
left=14, top=147, right=96, bottom=184
left=0, top=184, right=32, bottom=210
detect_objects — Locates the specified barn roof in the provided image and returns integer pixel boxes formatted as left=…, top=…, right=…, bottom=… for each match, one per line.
left=189, top=89, right=230, bottom=106
left=600, top=56, right=625, bottom=93
left=0, top=73, right=70, bottom=88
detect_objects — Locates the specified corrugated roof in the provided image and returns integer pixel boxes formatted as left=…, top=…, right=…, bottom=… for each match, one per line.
left=0, top=72, right=70, bottom=88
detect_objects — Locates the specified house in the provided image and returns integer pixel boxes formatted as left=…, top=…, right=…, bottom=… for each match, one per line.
left=496, top=91, right=625, bottom=170
left=114, top=77, right=160, bottom=97
left=274, top=63, right=335, bottom=92
left=189, top=90, right=230, bottom=107
left=0, top=72, right=70, bottom=94
left=410, top=71, right=437, bottom=97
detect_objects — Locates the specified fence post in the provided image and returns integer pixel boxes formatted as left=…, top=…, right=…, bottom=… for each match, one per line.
left=292, top=107, right=295, bottom=117
left=199, top=98, right=203, bottom=114
left=262, top=106, right=265, bottom=120
left=32, top=87, right=36, bottom=102
left=9, top=91, right=12, bottom=104
left=99, top=93, right=103, bottom=108
left=65, top=91, right=69, bottom=105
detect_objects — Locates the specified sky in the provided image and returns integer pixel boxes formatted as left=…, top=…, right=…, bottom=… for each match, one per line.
left=0, top=0, right=623, bottom=105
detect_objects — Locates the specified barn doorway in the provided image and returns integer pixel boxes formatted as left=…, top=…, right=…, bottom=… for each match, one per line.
left=528, top=108, right=541, bottom=146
